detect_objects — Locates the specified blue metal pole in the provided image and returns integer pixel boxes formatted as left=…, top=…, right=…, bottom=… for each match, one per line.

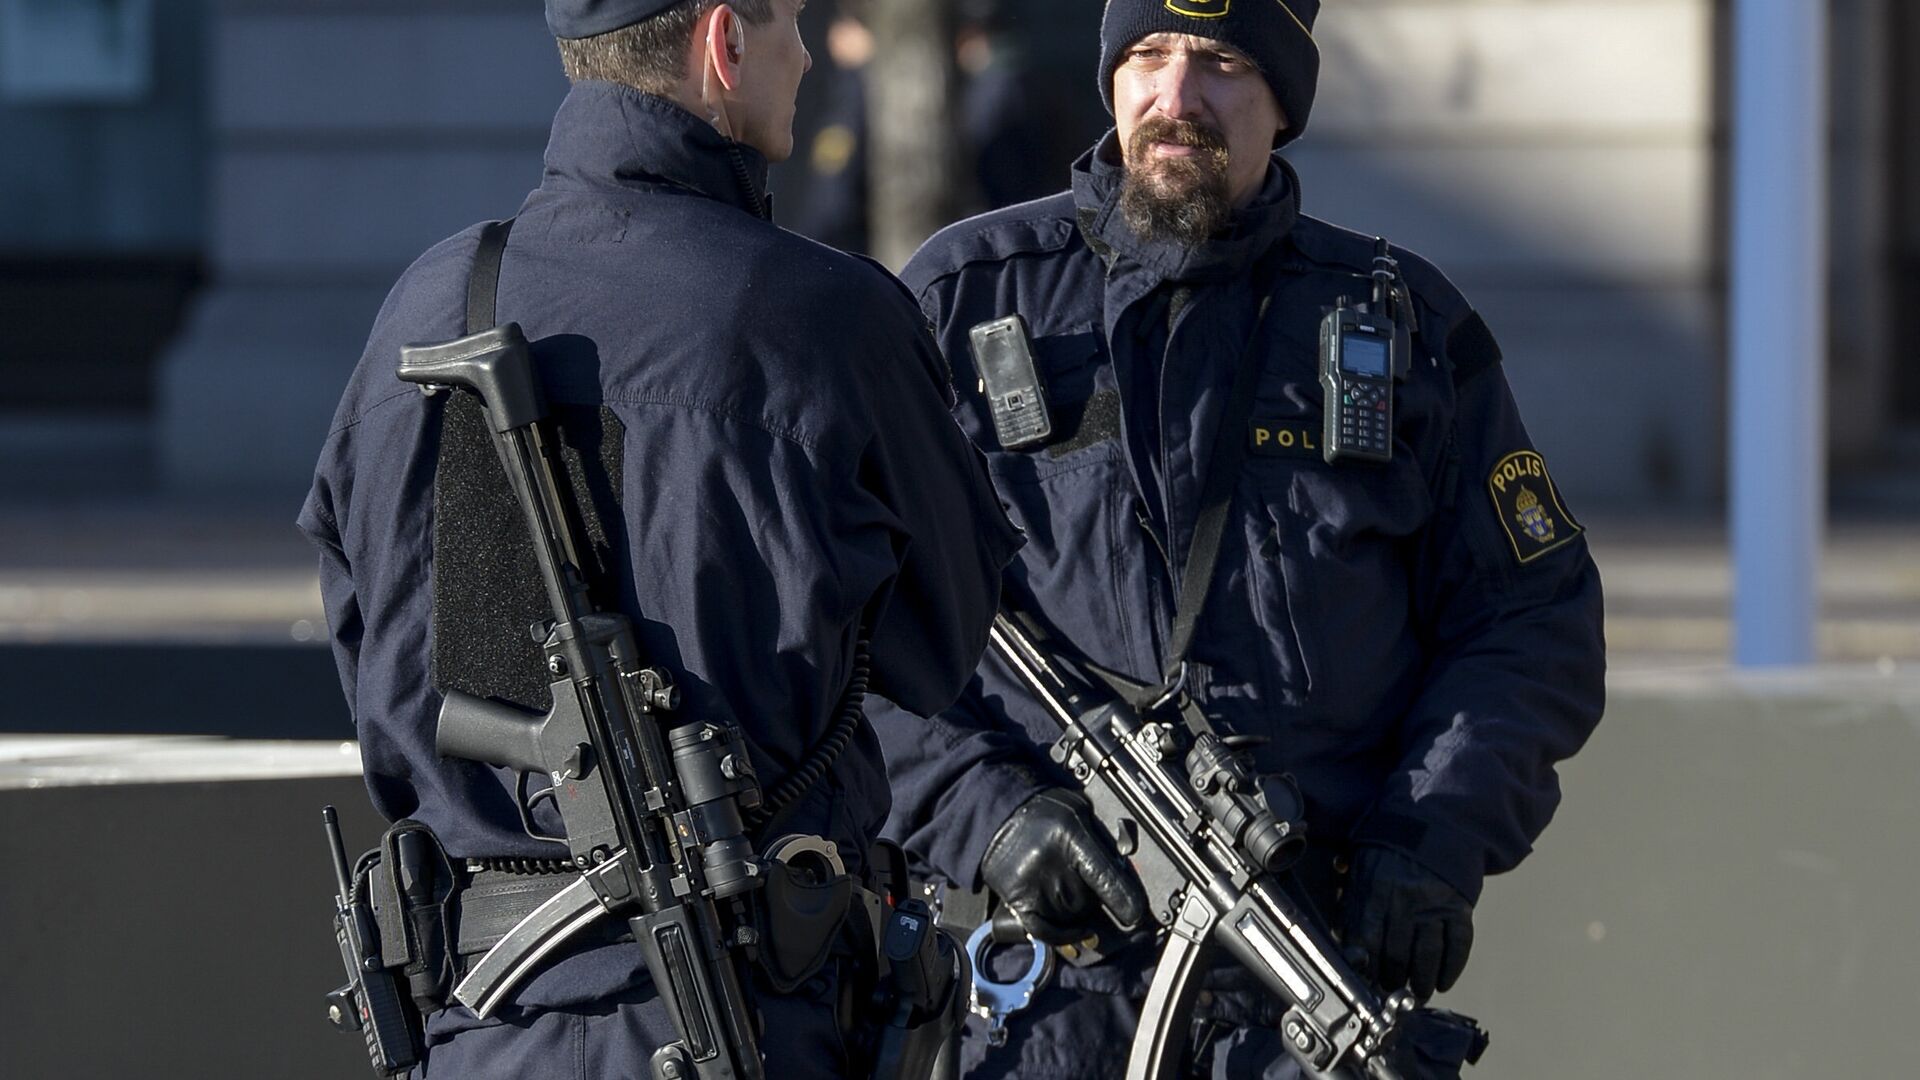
left=1730, top=0, right=1827, bottom=666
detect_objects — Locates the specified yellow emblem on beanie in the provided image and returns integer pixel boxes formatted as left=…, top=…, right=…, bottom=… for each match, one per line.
left=1166, top=0, right=1230, bottom=18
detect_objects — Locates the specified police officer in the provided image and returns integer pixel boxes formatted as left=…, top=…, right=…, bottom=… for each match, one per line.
left=868, top=1, right=1606, bottom=1077
left=791, top=0, right=874, bottom=253
left=956, top=0, right=1063, bottom=211
left=298, top=1, right=1022, bottom=1076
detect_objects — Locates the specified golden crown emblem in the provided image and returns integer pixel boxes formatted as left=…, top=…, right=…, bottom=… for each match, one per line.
left=1515, top=486, right=1540, bottom=512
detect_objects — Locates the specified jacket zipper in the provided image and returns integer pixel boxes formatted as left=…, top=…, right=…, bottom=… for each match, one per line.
left=1155, top=286, right=1193, bottom=592
left=1135, top=503, right=1172, bottom=570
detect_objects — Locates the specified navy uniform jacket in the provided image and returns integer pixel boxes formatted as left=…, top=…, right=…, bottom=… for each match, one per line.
left=872, top=132, right=1605, bottom=982
left=298, top=82, right=1021, bottom=1021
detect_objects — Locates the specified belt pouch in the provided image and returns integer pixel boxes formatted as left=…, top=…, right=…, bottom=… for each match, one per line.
left=368, top=820, right=458, bottom=1013
left=755, top=860, right=854, bottom=994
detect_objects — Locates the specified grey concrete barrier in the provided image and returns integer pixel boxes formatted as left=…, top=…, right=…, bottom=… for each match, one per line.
left=1447, top=666, right=1920, bottom=1078
left=0, top=738, right=384, bottom=1080
left=2, top=666, right=1915, bottom=1078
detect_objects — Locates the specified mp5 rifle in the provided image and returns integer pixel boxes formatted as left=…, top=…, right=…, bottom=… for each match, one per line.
left=396, top=323, right=766, bottom=1080
left=986, top=609, right=1474, bottom=1080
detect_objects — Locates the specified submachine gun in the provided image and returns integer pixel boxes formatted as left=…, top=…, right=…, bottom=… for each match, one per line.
left=985, top=609, right=1467, bottom=1080
left=393, top=322, right=768, bottom=1080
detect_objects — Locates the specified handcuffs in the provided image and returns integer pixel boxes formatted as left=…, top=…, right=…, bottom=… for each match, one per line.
left=963, top=924, right=1055, bottom=1047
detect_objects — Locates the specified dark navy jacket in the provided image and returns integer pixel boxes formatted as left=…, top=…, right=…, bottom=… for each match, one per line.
left=299, top=82, right=1021, bottom=1015
left=873, top=133, right=1606, bottom=938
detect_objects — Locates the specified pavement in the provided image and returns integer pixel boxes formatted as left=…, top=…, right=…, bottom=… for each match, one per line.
left=1586, top=515, right=1920, bottom=671
left=0, top=493, right=1913, bottom=746
left=0, top=496, right=350, bottom=738
left=0, top=496, right=1912, bottom=668
left=0, top=496, right=323, bottom=646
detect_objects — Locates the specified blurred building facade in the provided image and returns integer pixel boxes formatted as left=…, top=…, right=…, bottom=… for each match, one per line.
left=1297, top=0, right=1902, bottom=507
left=0, top=0, right=206, bottom=494
left=0, top=0, right=1912, bottom=511
left=157, top=2, right=565, bottom=493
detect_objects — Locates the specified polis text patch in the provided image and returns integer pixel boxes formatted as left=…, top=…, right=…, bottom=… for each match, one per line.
left=1487, top=450, right=1581, bottom=564
left=1249, top=420, right=1321, bottom=459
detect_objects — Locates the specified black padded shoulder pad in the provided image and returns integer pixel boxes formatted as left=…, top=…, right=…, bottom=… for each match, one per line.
left=851, top=252, right=922, bottom=312
left=431, top=391, right=626, bottom=711
left=1445, top=311, right=1503, bottom=389
left=851, top=252, right=957, bottom=407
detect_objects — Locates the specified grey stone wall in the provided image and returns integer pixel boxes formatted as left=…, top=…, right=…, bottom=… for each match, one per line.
left=154, top=0, right=1905, bottom=505
left=0, top=0, right=207, bottom=255
left=1300, top=0, right=1897, bottom=507
left=1296, top=1, right=1721, bottom=506
left=158, top=2, right=565, bottom=494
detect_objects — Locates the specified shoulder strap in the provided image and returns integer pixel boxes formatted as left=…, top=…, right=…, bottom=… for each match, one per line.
left=1445, top=310, right=1503, bottom=388
left=1160, top=267, right=1280, bottom=692
left=465, top=218, right=516, bottom=335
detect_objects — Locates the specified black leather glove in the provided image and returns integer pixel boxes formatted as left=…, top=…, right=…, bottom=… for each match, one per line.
left=978, top=788, right=1148, bottom=945
left=1340, top=845, right=1474, bottom=1003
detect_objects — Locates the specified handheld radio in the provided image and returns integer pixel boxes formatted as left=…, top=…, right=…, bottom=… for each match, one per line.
left=1319, top=240, right=1411, bottom=466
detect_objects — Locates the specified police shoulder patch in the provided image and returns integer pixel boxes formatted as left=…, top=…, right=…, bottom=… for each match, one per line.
left=1487, top=450, right=1582, bottom=564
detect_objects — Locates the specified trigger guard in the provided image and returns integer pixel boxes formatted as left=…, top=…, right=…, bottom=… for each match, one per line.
left=514, top=770, right=568, bottom=846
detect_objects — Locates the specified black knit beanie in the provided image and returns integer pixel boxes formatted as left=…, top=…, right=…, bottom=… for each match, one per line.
left=1098, top=0, right=1321, bottom=148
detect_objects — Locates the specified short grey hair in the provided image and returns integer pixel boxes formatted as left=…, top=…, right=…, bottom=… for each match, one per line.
left=556, top=0, right=777, bottom=96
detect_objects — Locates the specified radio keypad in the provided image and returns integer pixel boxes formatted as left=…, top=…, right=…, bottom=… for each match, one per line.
left=1340, top=382, right=1390, bottom=454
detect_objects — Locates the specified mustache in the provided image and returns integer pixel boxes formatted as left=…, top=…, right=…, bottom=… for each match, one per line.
left=1128, top=117, right=1229, bottom=159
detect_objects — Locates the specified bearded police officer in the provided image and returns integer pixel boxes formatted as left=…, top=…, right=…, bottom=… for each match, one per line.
left=298, top=1, right=1022, bottom=1076
left=868, top=1, right=1606, bottom=1077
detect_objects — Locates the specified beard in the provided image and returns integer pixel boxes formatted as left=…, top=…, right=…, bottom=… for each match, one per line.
left=1117, top=117, right=1234, bottom=248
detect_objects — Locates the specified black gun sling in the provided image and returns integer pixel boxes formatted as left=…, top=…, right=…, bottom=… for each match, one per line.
left=1101, top=265, right=1281, bottom=725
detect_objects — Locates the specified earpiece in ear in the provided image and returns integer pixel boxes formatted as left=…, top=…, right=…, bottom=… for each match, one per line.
left=727, top=30, right=744, bottom=62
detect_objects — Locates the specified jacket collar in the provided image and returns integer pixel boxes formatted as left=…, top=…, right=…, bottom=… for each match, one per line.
left=1071, top=130, right=1299, bottom=285
left=540, top=81, right=771, bottom=219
